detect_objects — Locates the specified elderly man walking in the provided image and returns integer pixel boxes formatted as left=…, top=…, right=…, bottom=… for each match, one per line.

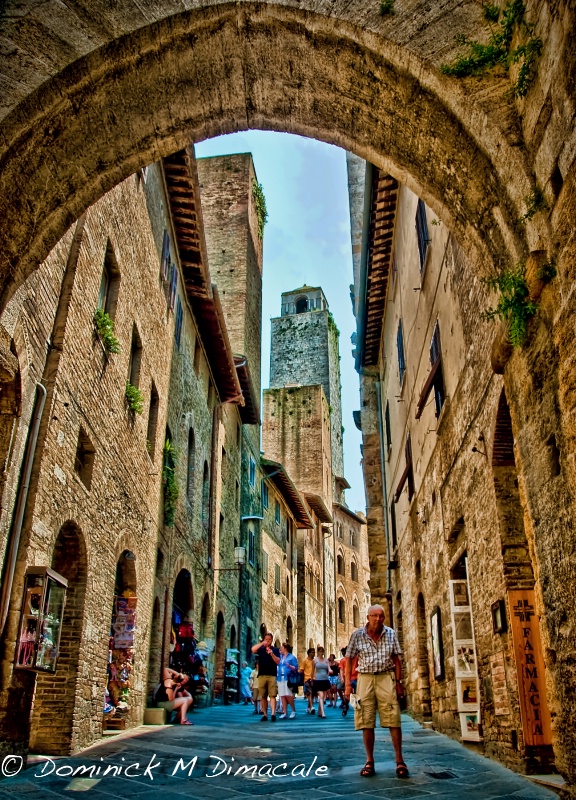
left=344, top=604, right=409, bottom=779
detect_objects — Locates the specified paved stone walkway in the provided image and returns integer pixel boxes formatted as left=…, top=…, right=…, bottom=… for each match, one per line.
left=0, top=700, right=559, bottom=799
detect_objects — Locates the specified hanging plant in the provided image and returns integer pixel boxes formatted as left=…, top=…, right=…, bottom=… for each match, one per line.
left=125, top=382, right=144, bottom=415
left=252, top=179, right=268, bottom=239
left=163, top=439, right=179, bottom=527
left=480, top=263, right=538, bottom=347
left=94, top=308, right=121, bottom=354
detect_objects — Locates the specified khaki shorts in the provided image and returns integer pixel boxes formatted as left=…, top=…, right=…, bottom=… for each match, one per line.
left=258, top=674, right=278, bottom=699
left=354, top=672, right=401, bottom=730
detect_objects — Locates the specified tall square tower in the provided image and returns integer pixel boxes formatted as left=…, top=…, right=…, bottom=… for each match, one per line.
left=269, top=285, right=344, bottom=480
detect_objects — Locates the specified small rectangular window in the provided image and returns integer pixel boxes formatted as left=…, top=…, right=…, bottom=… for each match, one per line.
left=175, top=296, right=183, bottom=350
left=416, top=198, right=430, bottom=272
left=193, top=336, right=202, bottom=375
left=262, top=551, right=269, bottom=583
left=249, top=456, right=256, bottom=487
left=74, top=427, right=95, bottom=490
left=161, top=230, right=170, bottom=282
left=275, top=500, right=281, bottom=524
left=385, top=400, right=392, bottom=452
left=390, top=501, right=397, bottom=550
left=235, top=479, right=240, bottom=509
left=146, top=382, right=159, bottom=460
left=262, top=481, right=269, bottom=509
left=98, top=241, right=120, bottom=320
left=169, top=261, right=178, bottom=311
left=248, top=529, right=255, bottom=565
left=397, top=320, right=406, bottom=386
left=128, top=325, right=142, bottom=389
left=274, top=563, right=281, bottom=594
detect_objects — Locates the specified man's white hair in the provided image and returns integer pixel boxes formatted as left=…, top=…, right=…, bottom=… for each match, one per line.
left=366, top=604, right=386, bottom=615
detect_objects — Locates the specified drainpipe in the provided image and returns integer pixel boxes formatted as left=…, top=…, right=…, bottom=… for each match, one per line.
left=376, top=380, right=392, bottom=602
left=160, top=585, right=170, bottom=680
left=0, top=383, right=47, bottom=636
left=208, top=403, right=221, bottom=567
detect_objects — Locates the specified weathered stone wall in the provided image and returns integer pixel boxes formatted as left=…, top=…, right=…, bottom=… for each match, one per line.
left=260, top=482, right=298, bottom=653
left=333, top=505, right=370, bottom=651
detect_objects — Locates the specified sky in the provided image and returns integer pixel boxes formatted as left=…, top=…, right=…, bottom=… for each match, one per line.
left=195, top=132, right=366, bottom=513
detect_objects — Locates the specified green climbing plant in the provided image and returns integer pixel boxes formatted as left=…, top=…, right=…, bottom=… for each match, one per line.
left=379, top=0, right=395, bottom=15
left=125, top=382, right=144, bottom=415
left=440, top=1, right=542, bottom=99
left=252, top=179, right=268, bottom=239
left=519, top=187, right=548, bottom=224
left=480, top=263, right=538, bottom=347
left=94, top=308, right=121, bottom=354
left=163, top=439, right=179, bottom=527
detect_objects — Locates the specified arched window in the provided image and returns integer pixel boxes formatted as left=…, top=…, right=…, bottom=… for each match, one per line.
left=350, top=528, right=356, bottom=547
left=295, top=296, right=308, bottom=314
left=202, top=461, right=210, bottom=534
left=353, top=603, right=360, bottom=627
left=186, top=428, right=195, bottom=501
left=338, top=597, right=346, bottom=624
left=351, top=560, right=358, bottom=582
left=337, top=554, right=344, bottom=575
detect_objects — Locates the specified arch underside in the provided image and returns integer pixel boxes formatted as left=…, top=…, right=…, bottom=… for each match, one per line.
left=0, top=2, right=537, bottom=306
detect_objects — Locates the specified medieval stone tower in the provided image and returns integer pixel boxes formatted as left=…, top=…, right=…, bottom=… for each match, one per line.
left=269, top=286, right=344, bottom=482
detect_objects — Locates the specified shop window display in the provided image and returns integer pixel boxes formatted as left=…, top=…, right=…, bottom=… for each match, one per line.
left=15, top=567, right=67, bottom=673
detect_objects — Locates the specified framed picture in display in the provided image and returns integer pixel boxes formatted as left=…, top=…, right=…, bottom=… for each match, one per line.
left=430, top=606, right=445, bottom=680
left=451, top=580, right=469, bottom=608
left=491, top=598, right=507, bottom=633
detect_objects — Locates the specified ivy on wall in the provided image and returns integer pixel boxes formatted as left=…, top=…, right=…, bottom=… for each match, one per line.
left=252, top=179, right=268, bottom=239
left=440, top=1, right=542, bottom=99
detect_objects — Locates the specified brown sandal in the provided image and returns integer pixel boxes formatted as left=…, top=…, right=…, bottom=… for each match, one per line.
left=360, top=761, right=376, bottom=777
left=396, top=761, right=409, bottom=778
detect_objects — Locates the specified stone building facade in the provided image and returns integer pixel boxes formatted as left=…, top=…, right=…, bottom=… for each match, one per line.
left=0, top=145, right=264, bottom=755
left=349, top=154, right=555, bottom=774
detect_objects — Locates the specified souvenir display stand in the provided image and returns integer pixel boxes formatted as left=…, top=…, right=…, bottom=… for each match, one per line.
left=224, top=648, right=239, bottom=704
left=15, top=567, right=67, bottom=673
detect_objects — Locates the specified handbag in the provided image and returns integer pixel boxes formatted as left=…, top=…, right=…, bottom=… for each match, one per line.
left=287, top=669, right=303, bottom=688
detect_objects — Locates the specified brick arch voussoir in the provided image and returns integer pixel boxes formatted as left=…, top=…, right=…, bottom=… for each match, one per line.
left=0, top=3, right=538, bottom=311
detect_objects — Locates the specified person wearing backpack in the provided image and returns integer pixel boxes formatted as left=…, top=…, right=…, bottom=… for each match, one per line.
left=277, top=642, right=299, bottom=719
left=154, top=667, right=194, bottom=725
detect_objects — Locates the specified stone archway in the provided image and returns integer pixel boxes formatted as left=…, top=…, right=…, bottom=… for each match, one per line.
left=1, top=0, right=571, bottom=307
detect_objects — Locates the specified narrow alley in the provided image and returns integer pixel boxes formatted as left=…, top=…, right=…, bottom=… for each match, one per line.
left=0, top=703, right=559, bottom=800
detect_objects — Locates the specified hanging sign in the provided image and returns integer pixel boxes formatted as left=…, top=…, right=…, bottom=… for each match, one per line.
left=508, top=589, right=552, bottom=746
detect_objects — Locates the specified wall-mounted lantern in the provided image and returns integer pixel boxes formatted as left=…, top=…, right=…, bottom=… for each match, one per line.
left=15, top=567, right=67, bottom=673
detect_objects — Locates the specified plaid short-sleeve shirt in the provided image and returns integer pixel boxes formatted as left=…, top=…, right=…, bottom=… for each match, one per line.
left=345, top=625, right=402, bottom=673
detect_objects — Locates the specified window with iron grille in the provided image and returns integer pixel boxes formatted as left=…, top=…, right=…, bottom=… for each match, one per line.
left=415, top=199, right=430, bottom=271
left=416, top=322, right=446, bottom=419
left=397, top=320, right=406, bottom=385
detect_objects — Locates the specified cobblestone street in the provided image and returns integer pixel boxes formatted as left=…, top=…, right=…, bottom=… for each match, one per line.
left=0, top=701, right=560, bottom=800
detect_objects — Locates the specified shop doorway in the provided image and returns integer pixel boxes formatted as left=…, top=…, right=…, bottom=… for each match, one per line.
left=213, top=611, right=225, bottom=702
left=29, top=521, right=87, bottom=755
left=104, top=550, right=137, bottom=730
left=170, top=569, right=194, bottom=671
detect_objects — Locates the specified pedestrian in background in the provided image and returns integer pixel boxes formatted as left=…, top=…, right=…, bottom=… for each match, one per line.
left=277, top=642, right=299, bottom=719
left=251, top=632, right=280, bottom=721
left=240, top=660, right=252, bottom=704
left=250, top=658, right=259, bottom=714
left=313, top=646, right=331, bottom=718
left=344, top=605, right=408, bottom=779
left=299, top=647, right=316, bottom=714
